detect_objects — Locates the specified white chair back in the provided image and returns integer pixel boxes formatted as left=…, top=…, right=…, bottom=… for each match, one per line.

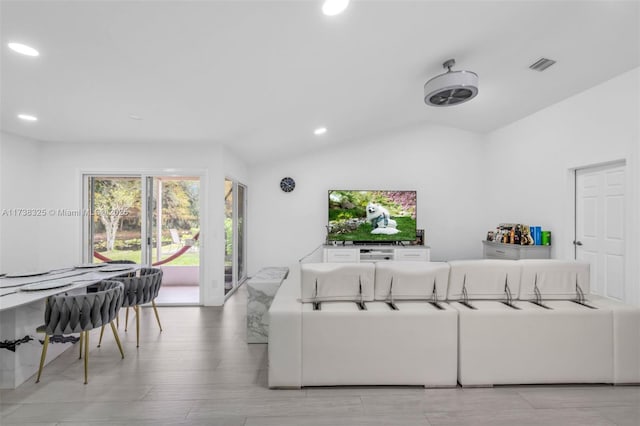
left=374, top=261, right=450, bottom=301
left=447, top=260, right=521, bottom=301
left=300, top=263, right=375, bottom=302
left=519, top=259, right=590, bottom=300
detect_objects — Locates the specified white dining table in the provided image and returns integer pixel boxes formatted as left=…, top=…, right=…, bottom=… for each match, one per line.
left=0, top=265, right=138, bottom=311
left=0, top=264, right=140, bottom=389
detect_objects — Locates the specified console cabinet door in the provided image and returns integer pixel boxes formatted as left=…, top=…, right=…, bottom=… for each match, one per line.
left=325, top=249, right=359, bottom=263
left=394, top=249, right=429, bottom=261
left=483, top=244, right=519, bottom=260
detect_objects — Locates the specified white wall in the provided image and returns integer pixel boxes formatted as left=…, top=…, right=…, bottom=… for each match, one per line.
left=485, top=67, right=640, bottom=305
left=0, top=132, right=43, bottom=273
left=223, top=146, right=249, bottom=184
left=248, top=123, right=486, bottom=277
left=26, top=140, right=242, bottom=306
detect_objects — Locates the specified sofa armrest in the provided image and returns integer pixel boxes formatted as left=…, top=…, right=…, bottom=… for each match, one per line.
left=268, top=277, right=302, bottom=388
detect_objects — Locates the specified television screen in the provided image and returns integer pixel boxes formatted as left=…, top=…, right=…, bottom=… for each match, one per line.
left=328, top=190, right=417, bottom=242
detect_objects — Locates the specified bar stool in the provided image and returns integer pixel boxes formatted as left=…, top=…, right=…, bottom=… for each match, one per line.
left=36, top=280, right=124, bottom=384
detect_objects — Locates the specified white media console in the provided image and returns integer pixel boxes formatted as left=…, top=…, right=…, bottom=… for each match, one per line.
left=323, top=245, right=430, bottom=262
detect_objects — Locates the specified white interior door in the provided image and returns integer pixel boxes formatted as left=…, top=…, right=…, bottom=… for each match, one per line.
left=575, top=163, right=625, bottom=301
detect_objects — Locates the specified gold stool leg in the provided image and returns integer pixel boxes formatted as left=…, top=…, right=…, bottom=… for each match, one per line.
left=35, top=334, right=50, bottom=383
left=135, top=305, right=140, bottom=348
left=125, top=307, right=129, bottom=331
left=97, top=325, right=105, bottom=347
left=78, top=332, right=83, bottom=359
left=110, top=321, right=125, bottom=359
left=151, top=299, right=163, bottom=331
left=83, top=331, right=89, bottom=384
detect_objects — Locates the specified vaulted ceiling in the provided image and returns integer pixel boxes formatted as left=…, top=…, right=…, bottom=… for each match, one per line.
left=1, top=1, right=639, bottom=163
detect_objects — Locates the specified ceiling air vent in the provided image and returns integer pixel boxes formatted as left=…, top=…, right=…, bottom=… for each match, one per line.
left=424, top=59, right=479, bottom=107
left=529, top=58, right=556, bottom=72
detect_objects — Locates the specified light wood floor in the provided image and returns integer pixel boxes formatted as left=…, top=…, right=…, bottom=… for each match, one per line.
left=1, top=285, right=639, bottom=425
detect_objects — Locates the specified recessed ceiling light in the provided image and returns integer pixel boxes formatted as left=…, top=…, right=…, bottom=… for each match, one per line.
left=129, top=114, right=143, bottom=120
left=314, top=127, right=327, bottom=135
left=8, top=42, right=39, bottom=57
left=18, top=114, right=38, bottom=121
left=322, top=0, right=350, bottom=16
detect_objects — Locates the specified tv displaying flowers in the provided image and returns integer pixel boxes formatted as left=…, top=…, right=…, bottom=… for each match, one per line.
left=328, top=190, right=417, bottom=242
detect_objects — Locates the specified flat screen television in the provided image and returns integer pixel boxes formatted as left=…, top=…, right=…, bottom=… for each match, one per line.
left=328, top=190, right=417, bottom=243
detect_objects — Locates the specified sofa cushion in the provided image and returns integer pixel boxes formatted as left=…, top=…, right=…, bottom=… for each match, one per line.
left=452, top=300, right=613, bottom=385
left=519, top=259, right=590, bottom=300
left=301, top=301, right=458, bottom=386
left=374, top=261, right=450, bottom=301
left=300, top=263, right=375, bottom=302
left=447, top=260, right=521, bottom=300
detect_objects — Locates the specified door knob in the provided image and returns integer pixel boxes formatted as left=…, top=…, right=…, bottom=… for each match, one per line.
left=573, top=240, right=583, bottom=246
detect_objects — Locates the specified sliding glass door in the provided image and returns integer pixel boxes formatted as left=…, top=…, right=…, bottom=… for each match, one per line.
left=85, top=174, right=201, bottom=305
left=224, top=178, right=247, bottom=297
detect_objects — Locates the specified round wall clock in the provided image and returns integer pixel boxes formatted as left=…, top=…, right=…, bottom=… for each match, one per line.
left=280, top=177, right=296, bottom=193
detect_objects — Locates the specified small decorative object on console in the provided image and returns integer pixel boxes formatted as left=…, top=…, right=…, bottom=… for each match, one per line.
left=488, top=223, right=549, bottom=246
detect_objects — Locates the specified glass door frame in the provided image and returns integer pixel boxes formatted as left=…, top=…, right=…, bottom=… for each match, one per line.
left=83, top=174, right=150, bottom=265
left=82, top=169, right=207, bottom=305
left=237, top=182, right=247, bottom=284
left=224, top=177, right=248, bottom=300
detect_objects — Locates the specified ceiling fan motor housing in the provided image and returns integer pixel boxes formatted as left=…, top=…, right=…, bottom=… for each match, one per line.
left=424, top=69, right=479, bottom=107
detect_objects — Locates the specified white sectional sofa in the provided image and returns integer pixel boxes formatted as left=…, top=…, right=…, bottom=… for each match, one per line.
left=268, top=259, right=640, bottom=388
